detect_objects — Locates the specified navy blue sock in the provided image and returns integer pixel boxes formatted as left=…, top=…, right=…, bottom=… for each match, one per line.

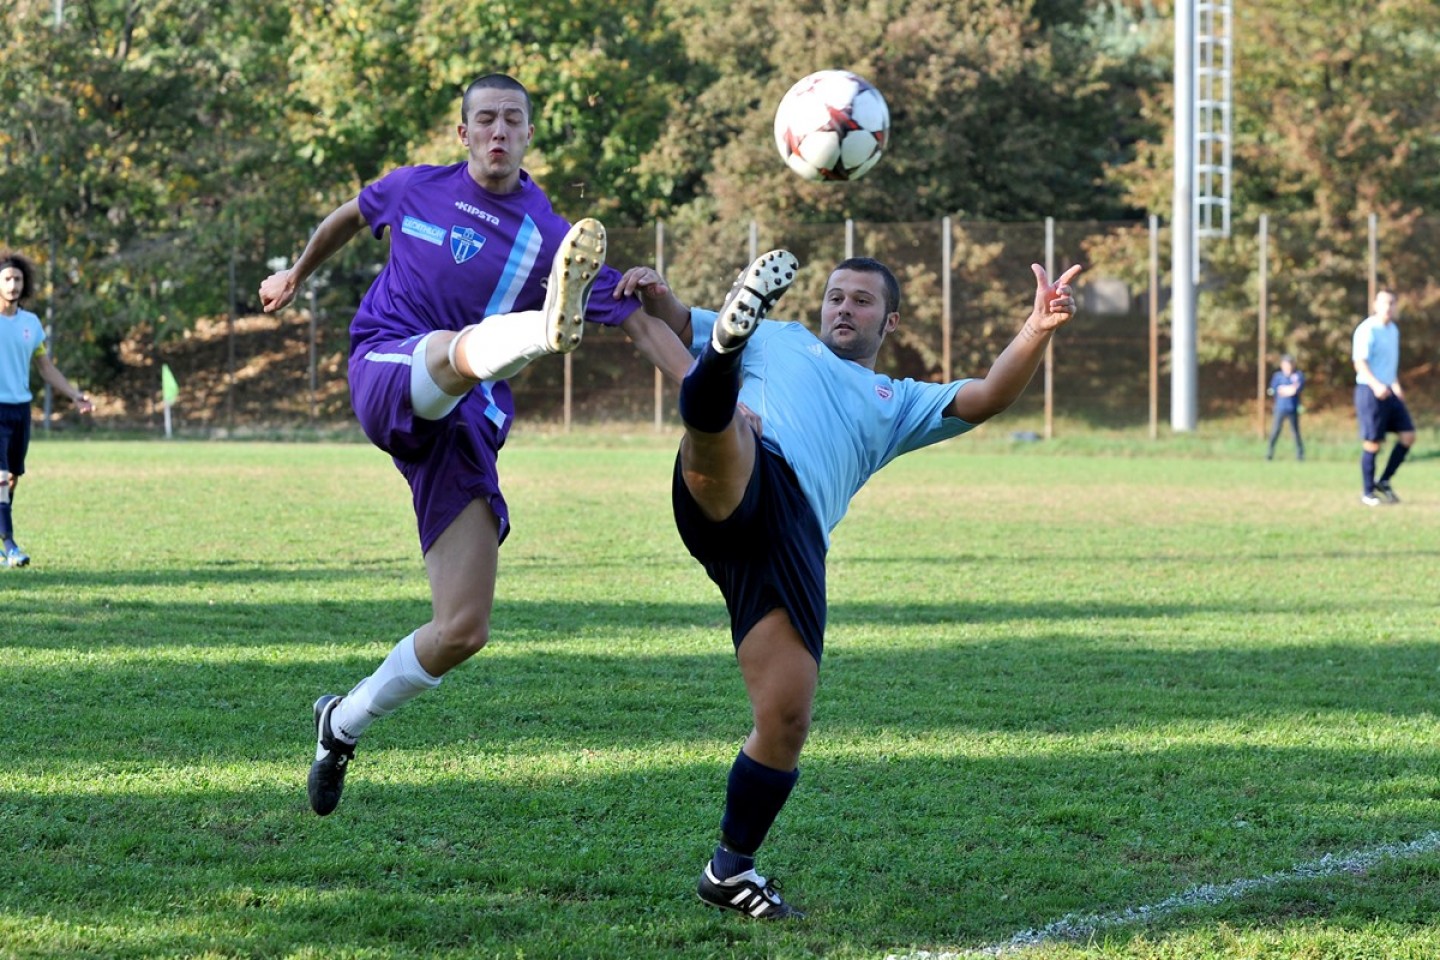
left=0, top=502, right=11, bottom=544
left=710, top=843, right=755, bottom=880
left=711, top=750, right=799, bottom=878
left=679, top=342, right=742, bottom=434
left=1360, top=450, right=1376, bottom=494
left=1379, top=443, right=1410, bottom=483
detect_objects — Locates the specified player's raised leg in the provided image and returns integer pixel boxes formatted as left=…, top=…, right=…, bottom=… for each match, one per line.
left=678, top=251, right=798, bottom=523
left=446, top=218, right=607, bottom=385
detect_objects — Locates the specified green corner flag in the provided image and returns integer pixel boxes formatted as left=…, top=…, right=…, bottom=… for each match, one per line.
left=161, top=364, right=179, bottom=405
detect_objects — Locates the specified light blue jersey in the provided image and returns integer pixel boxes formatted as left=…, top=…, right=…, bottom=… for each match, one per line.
left=0, top=309, right=45, bottom=404
left=689, top=309, right=975, bottom=541
left=1353, top=316, right=1400, bottom=385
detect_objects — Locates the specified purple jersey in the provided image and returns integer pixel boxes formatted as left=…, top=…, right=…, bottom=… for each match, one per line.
left=346, top=163, right=640, bottom=552
left=351, top=162, right=635, bottom=354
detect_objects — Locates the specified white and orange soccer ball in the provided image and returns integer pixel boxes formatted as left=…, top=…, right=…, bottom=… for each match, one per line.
left=773, top=70, right=890, bottom=182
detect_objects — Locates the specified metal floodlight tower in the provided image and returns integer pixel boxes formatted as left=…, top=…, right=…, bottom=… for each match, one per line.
left=1171, top=0, right=1232, bottom=432
left=1196, top=0, right=1233, bottom=246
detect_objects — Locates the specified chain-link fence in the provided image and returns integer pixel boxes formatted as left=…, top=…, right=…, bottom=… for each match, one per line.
left=67, top=215, right=1438, bottom=436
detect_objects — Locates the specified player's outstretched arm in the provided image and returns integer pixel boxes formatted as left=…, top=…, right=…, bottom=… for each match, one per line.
left=259, top=198, right=367, bottom=313
left=621, top=307, right=695, bottom=383
left=616, top=266, right=695, bottom=383
left=948, top=263, right=1081, bottom=424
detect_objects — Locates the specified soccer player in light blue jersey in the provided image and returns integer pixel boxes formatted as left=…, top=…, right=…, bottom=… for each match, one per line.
left=259, top=74, right=690, bottom=817
left=1352, top=289, right=1415, bottom=506
left=0, top=252, right=94, bottom=569
left=642, top=251, right=1081, bottom=918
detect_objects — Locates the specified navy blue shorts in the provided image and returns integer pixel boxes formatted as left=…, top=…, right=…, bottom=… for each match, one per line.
left=0, top=402, right=31, bottom=477
left=672, top=440, right=828, bottom=665
left=1354, top=385, right=1414, bottom=441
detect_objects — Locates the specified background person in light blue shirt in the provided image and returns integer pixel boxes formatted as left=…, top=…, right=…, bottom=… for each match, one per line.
left=0, top=252, right=94, bottom=568
left=1352, top=289, right=1415, bottom=505
left=644, top=252, right=1081, bottom=918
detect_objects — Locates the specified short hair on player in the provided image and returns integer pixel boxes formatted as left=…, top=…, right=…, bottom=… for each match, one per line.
left=833, top=257, right=900, bottom=316
left=462, top=74, right=532, bottom=124
left=0, top=252, right=35, bottom=302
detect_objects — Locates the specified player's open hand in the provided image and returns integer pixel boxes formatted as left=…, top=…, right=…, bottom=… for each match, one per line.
left=614, top=266, right=671, bottom=309
left=1031, top=263, right=1082, bottom=333
left=259, top=269, right=298, bottom=314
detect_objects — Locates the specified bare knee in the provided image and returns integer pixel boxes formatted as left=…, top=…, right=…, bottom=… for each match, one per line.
left=431, top=609, right=491, bottom=661
left=754, top=701, right=812, bottom=758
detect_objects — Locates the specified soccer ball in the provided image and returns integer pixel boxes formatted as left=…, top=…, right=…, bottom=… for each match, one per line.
left=773, top=70, right=890, bottom=182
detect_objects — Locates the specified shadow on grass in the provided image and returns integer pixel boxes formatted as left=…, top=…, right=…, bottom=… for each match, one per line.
left=3, top=735, right=1439, bottom=958
left=11, top=535, right=1440, bottom=589
left=4, top=576, right=1429, bottom=649
left=6, top=570, right=1440, bottom=955
left=6, top=593, right=1440, bottom=757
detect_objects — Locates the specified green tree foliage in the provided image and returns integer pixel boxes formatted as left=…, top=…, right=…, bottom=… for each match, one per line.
left=267, top=0, right=691, bottom=325
left=0, top=0, right=295, bottom=383
left=647, top=0, right=1160, bottom=226
left=1109, top=0, right=1440, bottom=395
left=2, top=0, right=1437, bottom=408
left=277, top=0, right=688, bottom=219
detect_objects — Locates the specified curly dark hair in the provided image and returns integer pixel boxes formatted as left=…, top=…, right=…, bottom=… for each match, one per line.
left=0, top=252, right=36, bottom=302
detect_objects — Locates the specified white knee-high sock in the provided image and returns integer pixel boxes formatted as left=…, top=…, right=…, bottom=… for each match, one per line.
left=330, top=632, right=441, bottom=743
left=449, top=311, right=551, bottom=382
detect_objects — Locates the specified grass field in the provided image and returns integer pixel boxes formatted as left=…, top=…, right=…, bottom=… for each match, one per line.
left=3, top=430, right=1439, bottom=959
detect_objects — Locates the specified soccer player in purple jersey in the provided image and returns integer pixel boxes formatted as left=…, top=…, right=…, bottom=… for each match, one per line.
left=259, top=74, right=691, bottom=817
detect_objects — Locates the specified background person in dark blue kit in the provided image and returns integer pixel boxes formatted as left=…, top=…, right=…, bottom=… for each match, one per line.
left=1265, top=354, right=1304, bottom=461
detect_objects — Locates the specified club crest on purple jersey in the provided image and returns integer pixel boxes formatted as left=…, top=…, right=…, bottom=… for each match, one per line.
left=450, top=226, right=486, bottom=264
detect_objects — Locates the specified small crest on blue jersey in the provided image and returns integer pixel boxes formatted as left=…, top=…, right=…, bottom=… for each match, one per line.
left=450, top=226, right=486, bottom=264
left=874, top=383, right=893, bottom=401
left=401, top=216, right=446, bottom=245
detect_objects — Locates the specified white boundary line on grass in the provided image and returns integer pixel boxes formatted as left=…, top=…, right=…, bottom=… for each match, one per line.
left=886, top=831, right=1440, bottom=960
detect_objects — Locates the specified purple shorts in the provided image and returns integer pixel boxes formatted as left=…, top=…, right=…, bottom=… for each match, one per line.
left=349, top=335, right=515, bottom=553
